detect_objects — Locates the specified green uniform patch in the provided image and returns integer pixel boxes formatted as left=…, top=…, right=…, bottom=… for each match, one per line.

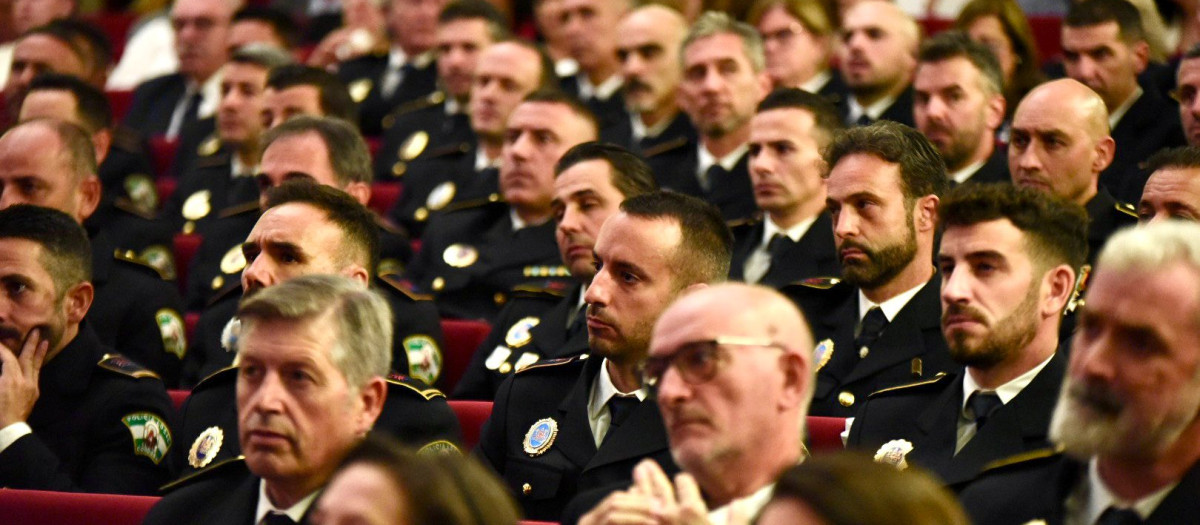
left=156, top=308, right=187, bottom=359
left=122, top=412, right=172, bottom=464
left=404, top=335, right=442, bottom=385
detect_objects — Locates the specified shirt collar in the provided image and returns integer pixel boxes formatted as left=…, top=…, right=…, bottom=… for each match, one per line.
left=231, top=155, right=257, bottom=178
left=960, top=353, right=1054, bottom=411
left=475, top=147, right=499, bottom=172
left=255, top=479, right=319, bottom=524
left=445, top=97, right=463, bottom=116
left=588, top=358, right=648, bottom=422
left=857, top=279, right=926, bottom=323
left=697, top=143, right=748, bottom=175
left=847, top=91, right=900, bottom=122
left=949, top=157, right=989, bottom=184
left=707, top=483, right=776, bottom=525
left=799, top=69, right=833, bottom=94
left=1082, top=457, right=1177, bottom=523
left=630, top=112, right=675, bottom=143
left=1108, top=86, right=1143, bottom=130
left=194, top=71, right=223, bottom=120
left=576, top=72, right=623, bottom=101
left=761, top=214, right=817, bottom=246
left=387, top=46, right=409, bottom=69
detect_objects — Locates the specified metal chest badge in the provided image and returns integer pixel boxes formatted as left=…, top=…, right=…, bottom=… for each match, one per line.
left=874, top=439, right=914, bottom=470
left=813, top=339, right=834, bottom=371
left=523, top=418, right=559, bottom=457
left=188, top=426, right=224, bottom=469
left=505, top=317, right=541, bottom=348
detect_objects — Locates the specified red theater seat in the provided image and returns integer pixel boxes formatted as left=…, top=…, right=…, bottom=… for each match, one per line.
left=147, top=137, right=180, bottom=179
left=184, top=312, right=200, bottom=346
left=105, top=90, right=134, bottom=123
left=439, top=319, right=491, bottom=393
left=173, top=233, right=203, bottom=297
left=82, top=11, right=137, bottom=60
left=448, top=400, right=492, bottom=450
left=368, top=182, right=402, bottom=216
left=0, top=489, right=160, bottom=525
left=807, top=416, right=847, bottom=452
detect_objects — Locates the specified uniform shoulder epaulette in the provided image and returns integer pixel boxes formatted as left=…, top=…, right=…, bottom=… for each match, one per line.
left=641, top=136, right=689, bottom=158
left=390, top=90, right=446, bottom=118
left=980, top=446, right=1064, bottom=473
left=867, top=372, right=950, bottom=399
left=508, top=284, right=569, bottom=300
left=113, top=249, right=171, bottom=280
left=193, top=365, right=238, bottom=391
left=159, top=455, right=247, bottom=493
left=441, top=193, right=504, bottom=214
left=515, top=354, right=587, bottom=374
left=726, top=215, right=762, bottom=230
left=193, top=149, right=229, bottom=169
left=375, top=215, right=401, bottom=234
left=386, top=372, right=446, bottom=400
left=1115, top=201, right=1137, bottom=218
left=205, top=280, right=243, bottom=308
left=787, top=276, right=842, bottom=290
left=98, top=353, right=161, bottom=380
left=423, top=141, right=472, bottom=159
left=112, top=197, right=157, bottom=221
left=378, top=274, right=435, bottom=301
left=218, top=200, right=261, bottom=219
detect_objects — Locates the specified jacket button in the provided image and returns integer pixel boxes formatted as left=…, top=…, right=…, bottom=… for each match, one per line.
left=838, top=391, right=855, bottom=407
left=522, top=483, right=532, bottom=495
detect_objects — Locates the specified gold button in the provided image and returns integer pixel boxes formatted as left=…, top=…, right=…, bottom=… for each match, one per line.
left=859, top=347, right=869, bottom=358
left=431, top=277, right=445, bottom=291
left=838, top=391, right=855, bottom=407
left=211, top=275, right=224, bottom=290
left=498, top=362, right=512, bottom=374
left=414, top=207, right=429, bottom=221
left=488, top=193, right=500, bottom=202
left=392, top=162, right=406, bottom=177
left=522, top=483, right=532, bottom=495
left=182, top=221, right=196, bottom=235
left=494, top=292, right=507, bottom=305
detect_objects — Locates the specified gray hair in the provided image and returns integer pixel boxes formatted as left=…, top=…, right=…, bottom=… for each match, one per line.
left=237, top=274, right=391, bottom=390
left=1096, top=221, right=1200, bottom=330
left=681, top=11, right=766, bottom=73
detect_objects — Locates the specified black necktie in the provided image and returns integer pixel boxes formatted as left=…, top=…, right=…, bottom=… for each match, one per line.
left=855, top=114, right=873, bottom=126
left=768, top=233, right=793, bottom=260
left=702, top=164, right=725, bottom=192
left=1097, top=507, right=1142, bottom=525
left=967, top=391, right=1003, bottom=430
left=854, top=307, right=888, bottom=353
left=263, top=512, right=296, bottom=525
left=607, top=395, right=639, bottom=427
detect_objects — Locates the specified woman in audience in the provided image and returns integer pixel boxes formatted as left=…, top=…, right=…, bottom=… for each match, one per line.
left=955, top=0, right=1045, bottom=117
left=306, top=0, right=389, bottom=69
left=756, top=452, right=970, bottom=525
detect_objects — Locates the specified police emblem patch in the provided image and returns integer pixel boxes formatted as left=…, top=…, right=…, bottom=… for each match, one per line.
left=219, top=245, right=247, bottom=275
left=443, top=243, right=479, bottom=268
left=188, top=426, right=224, bottom=469
left=505, top=317, right=540, bottom=348
left=404, top=335, right=443, bottom=385
left=874, top=439, right=914, bottom=470
left=400, top=130, right=429, bottom=160
left=417, top=440, right=461, bottom=456
left=523, top=418, right=558, bottom=457
left=813, top=339, right=833, bottom=372
left=182, top=190, right=212, bottom=221
left=124, top=174, right=158, bottom=212
left=426, top=181, right=456, bottom=211
left=122, top=412, right=173, bottom=465
left=156, top=308, right=187, bottom=359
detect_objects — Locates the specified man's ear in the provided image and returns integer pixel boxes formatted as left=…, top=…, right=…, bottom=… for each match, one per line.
left=341, top=264, right=371, bottom=286
left=777, top=351, right=811, bottom=410
left=78, top=175, right=102, bottom=222
left=1041, top=264, right=1075, bottom=318
left=92, top=129, right=112, bottom=165
left=63, top=281, right=94, bottom=325
left=344, top=182, right=371, bottom=206
left=355, top=377, right=388, bottom=435
left=915, top=194, right=940, bottom=232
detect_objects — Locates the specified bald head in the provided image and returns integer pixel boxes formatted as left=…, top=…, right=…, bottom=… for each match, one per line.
left=617, top=4, right=688, bottom=118
left=839, top=0, right=920, bottom=105
left=656, top=283, right=813, bottom=356
left=1009, top=79, right=1115, bottom=205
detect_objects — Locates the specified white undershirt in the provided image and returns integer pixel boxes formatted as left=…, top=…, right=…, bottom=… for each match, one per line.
left=587, top=358, right=648, bottom=447
left=253, top=480, right=319, bottom=525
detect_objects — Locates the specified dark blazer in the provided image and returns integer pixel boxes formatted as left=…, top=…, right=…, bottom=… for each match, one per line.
left=336, top=53, right=439, bottom=136
left=960, top=451, right=1200, bottom=525
left=453, top=285, right=589, bottom=400
left=477, top=355, right=678, bottom=521
left=403, top=200, right=574, bottom=321
left=960, top=147, right=1011, bottom=185
left=1103, top=88, right=1186, bottom=203
left=841, top=85, right=915, bottom=127
left=372, top=92, right=476, bottom=183
left=560, top=74, right=628, bottom=132
left=645, top=145, right=757, bottom=222
left=123, top=73, right=215, bottom=178
left=847, top=351, right=1065, bottom=487
left=385, top=145, right=497, bottom=240
left=728, top=211, right=839, bottom=289
left=1085, top=187, right=1138, bottom=265
left=146, top=462, right=314, bottom=525
left=599, top=111, right=697, bottom=156
left=0, top=323, right=173, bottom=494
left=784, top=276, right=959, bottom=417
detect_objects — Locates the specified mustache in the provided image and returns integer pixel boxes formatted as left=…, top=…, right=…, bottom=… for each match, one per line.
left=942, top=303, right=987, bottom=325
left=1067, top=381, right=1124, bottom=416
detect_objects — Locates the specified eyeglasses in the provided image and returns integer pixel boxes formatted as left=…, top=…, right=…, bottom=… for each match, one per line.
left=640, top=336, right=787, bottom=389
left=761, top=22, right=809, bottom=46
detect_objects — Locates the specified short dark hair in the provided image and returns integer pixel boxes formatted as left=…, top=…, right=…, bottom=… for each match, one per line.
left=261, top=116, right=372, bottom=186
left=20, top=21, right=90, bottom=73
left=918, top=31, right=1005, bottom=96
left=27, top=73, right=113, bottom=133
left=554, top=142, right=659, bottom=198
left=439, top=0, right=511, bottom=41
left=48, top=19, right=112, bottom=79
left=619, top=191, right=733, bottom=286
left=756, top=87, right=845, bottom=147
left=8, top=119, right=97, bottom=184
left=263, top=181, right=380, bottom=275
left=1143, top=146, right=1200, bottom=173
left=0, top=204, right=92, bottom=296
left=229, top=43, right=294, bottom=70
left=1065, top=0, right=1145, bottom=44
left=825, top=121, right=950, bottom=201
left=489, top=38, right=558, bottom=92
left=266, top=64, right=358, bottom=124
left=233, top=5, right=299, bottom=49
left=939, top=183, right=1089, bottom=270
left=521, top=89, right=600, bottom=137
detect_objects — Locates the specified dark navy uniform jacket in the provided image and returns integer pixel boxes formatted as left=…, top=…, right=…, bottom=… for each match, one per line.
left=372, top=92, right=475, bottom=183
left=0, top=322, right=174, bottom=494
left=728, top=211, right=839, bottom=289
left=644, top=142, right=756, bottom=222
left=123, top=73, right=215, bottom=178
left=146, top=460, right=312, bottom=525
left=336, top=53, right=438, bottom=136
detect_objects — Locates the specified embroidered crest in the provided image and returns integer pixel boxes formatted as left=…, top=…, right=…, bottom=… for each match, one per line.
left=874, top=439, right=914, bottom=470
left=523, top=418, right=558, bottom=456
left=122, top=412, right=173, bottom=465
left=188, top=426, right=224, bottom=469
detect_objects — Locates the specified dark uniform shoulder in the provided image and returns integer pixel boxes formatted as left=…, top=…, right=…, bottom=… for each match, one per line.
left=514, top=354, right=588, bottom=375
left=159, top=455, right=248, bottom=493
left=642, top=136, right=689, bottom=158
left=781, top=276, right=844, bottom=293
left=727, top=215, right=762, bottom=232
left=98, top=353, right=162, bottom=380
left=114, top=249, right=171, bottom=280
left=508, top=283, right=571, bottom=302
left=386, top=90, right=446, bottom=121
left=980, top=447, right=1065, bottom=474
left=866, top=372, right=951, bottom=399
left=440, top=193, right=505, bottom=214
left=192, top=365, right=238, bottom=392
left=1115, top=201, right=1137, bottom=218
left=378, top=274, right=435, bottom=302
left=386, top=372, right=447, bottom=400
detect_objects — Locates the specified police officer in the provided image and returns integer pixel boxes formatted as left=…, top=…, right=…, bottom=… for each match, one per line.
left=403, top=90, right=592, bottom=321
left=0, top=119, right=188, bottom=387
left=453, top=142, right=657, bottom=400
left=0, top=205, right=174, bottom=494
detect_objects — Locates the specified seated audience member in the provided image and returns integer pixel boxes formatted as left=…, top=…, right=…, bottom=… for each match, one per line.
left=1008, top=78, right=1137, bottom=264
left=0, top=205, right=174, bottom=494
left=306, top=0, right=389, bottom=69
left=261, top=64, right=359, bottom=129
left=477, top=191, right=731, bottom=521
left=784, top=121, right=955, bottom=417
left=913, top=32, right=1009, bottom=185
left=757, top=453, right=971, bottom=525
left=227, top=6, right=297, bottom=54
left=0, top=0, right=73, bottom=86
left=453, top=142, right=657, bottom=400
left=847, top=184, right=1087, bottom=487
left=1176, top=45, right=1200, bottom=148
left=837, top=0, right=920, bottom=127
left=731, top=87, right=841, bottom=287
left=747, top=0, right=847, bottom=100
left=1138, top=146, right=1200, bottom=223
left=954, top=0, right=1046, bottom=124
left=575, top=283, right=813, bottom=524
left=312, top=434, right=521, bottom=525
left=556, top=0, right=630, bottom=131
left=1061, top=0, right=1185, bottom=203
left=960, top=221, right=1200, bottom=525
left=146, top=275, right=394, bottom=524
left=2, top=20, right=101, bottom=129
left=0, top=119, right=187, bottom=386
left=402, top=90, right=589, bottom=321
